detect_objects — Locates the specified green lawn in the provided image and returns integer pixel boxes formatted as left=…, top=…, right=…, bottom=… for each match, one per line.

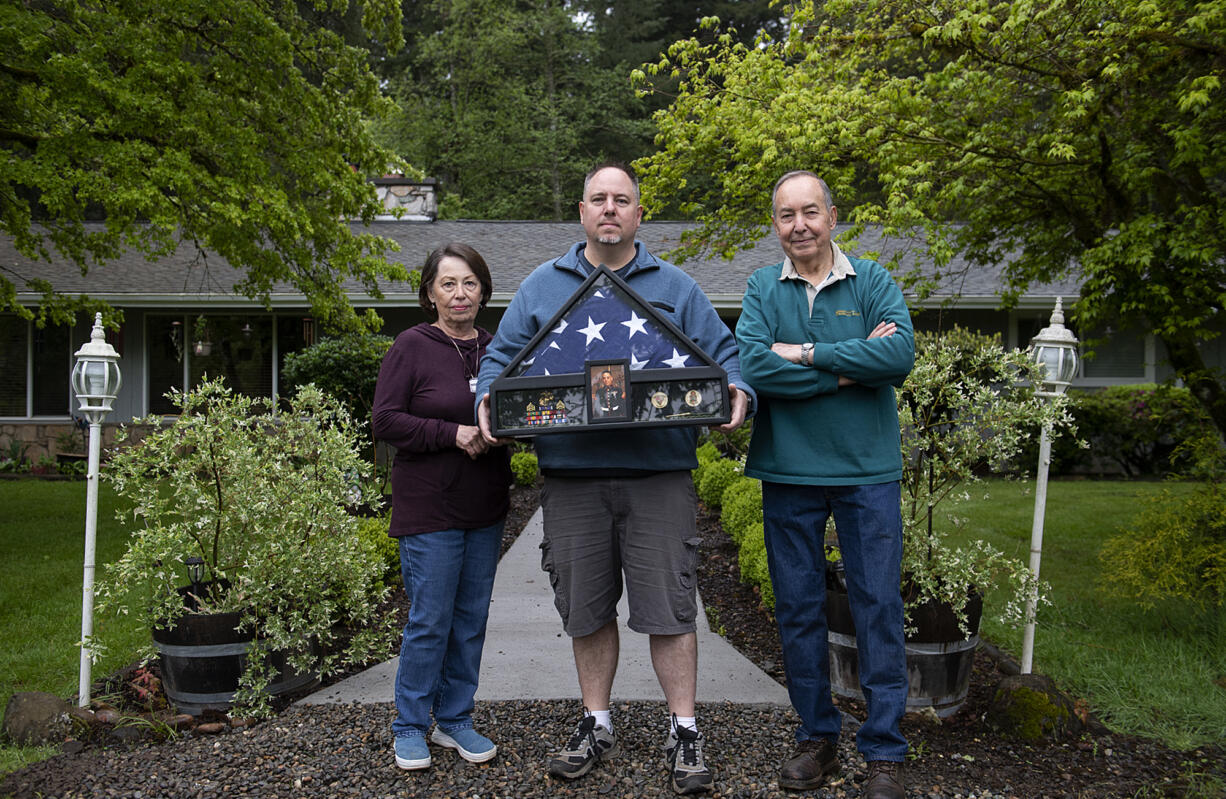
left=948, top=478, right=1225, bottom=750
left=0, top=479, right=145, bottom=774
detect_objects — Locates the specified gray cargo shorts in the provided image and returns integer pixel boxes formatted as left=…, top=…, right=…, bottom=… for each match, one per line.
left=539, top=471, right=700, bottom=638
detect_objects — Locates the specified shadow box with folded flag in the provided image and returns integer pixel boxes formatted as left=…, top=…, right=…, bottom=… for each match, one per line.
left=489, top=264, right=730, bottom=436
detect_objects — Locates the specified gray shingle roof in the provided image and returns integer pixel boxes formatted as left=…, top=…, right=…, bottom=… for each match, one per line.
left=2, top=220, right=1081, bottom=311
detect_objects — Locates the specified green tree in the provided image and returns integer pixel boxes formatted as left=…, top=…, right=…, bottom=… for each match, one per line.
left=375, top=0, right=610, bottom=220
left=634, top=0, right=1226, bottom=435
left=2, top=0, right=407, bottom=333
left=281, top=332, right=393, bottom=424
left=577, top=0, right=787, bottom=182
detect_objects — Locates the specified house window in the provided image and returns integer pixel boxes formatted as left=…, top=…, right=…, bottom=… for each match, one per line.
left=0, top=316, right=26, bottom=416
left=31, top=322, right=72, bottom=415
left=147, top=315, right=185, bottom=415
left=1080, top=326, right=1147, bottom=379
left=0, top=315, right=76, bottom=417
left=187, top=315, right=273, bottom=400
left=276, top=316, right=316, bottom=391
left=146, top=314, right=310, bottom=413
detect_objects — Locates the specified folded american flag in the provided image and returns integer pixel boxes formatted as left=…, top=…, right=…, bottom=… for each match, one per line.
left=512, top=272, right=696, bottom=377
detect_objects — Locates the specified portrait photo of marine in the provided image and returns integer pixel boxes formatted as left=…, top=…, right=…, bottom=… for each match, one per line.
left=588, top=360, right=628, bottom=421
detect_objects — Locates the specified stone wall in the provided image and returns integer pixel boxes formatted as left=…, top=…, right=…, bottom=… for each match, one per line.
left=0, top=422, right=122, bottom=461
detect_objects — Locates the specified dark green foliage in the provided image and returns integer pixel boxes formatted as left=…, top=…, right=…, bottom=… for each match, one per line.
left=375, top=0, right=613, bottom=220
left=1019, top=384, right=1220, bottom=477
left=705, top=421, right=753, bottom=460
left=1100, top=482, right=1226, bottom=609
left=510, top=451, right=539, bottom=487
left=281, top=334, right=394, bottom=424
left=376, top=0, right=784, bottom=220
left=1074, top=385, right=1217, bottom=477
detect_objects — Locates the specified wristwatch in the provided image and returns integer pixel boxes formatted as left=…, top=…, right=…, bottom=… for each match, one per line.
left=800, top=342, right=814, bottom=366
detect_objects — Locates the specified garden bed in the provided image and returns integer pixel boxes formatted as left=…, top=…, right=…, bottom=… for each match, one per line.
left=4, top=484, right=1222, bottom=798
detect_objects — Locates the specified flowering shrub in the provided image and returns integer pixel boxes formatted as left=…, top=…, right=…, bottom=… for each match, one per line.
left=97, top=377, right=396, bottom=716
left=1064, top=384, right=1213, bottom=476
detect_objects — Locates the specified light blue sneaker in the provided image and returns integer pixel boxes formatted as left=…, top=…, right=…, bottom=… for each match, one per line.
left=431, top=726, right=498, bottom=763
left=394, top=734, right=431, bottom=770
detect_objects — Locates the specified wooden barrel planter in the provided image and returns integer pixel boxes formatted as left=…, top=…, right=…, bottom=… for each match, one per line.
left=152, top=597, right=318, bottom=715
left=826, top=583, right=982, bottom=718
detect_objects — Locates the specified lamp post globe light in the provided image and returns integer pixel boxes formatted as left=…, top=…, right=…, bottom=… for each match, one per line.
left=71, top=312, right=122, bottom=707
left=1031, top=297, right=1080, bottom=397
left=1021, top=297, right=1079, bottom=675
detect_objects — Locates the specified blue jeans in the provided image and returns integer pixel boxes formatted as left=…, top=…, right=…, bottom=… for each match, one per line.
left=761, top=481, right=908, bottom=762
left=392, top=521, right=503, bottom=738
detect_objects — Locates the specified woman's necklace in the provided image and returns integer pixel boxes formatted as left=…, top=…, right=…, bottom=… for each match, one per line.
left=447, top=334, right=479, bottom=393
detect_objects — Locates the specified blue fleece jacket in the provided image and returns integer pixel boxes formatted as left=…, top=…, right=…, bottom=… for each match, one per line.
left=736, top=256, right=914, bottom=485
left=476, top=241, right=755, bottom=473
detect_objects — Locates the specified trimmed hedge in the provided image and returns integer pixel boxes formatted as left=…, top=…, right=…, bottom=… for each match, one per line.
left=693, top=448, right=774, bottom=610
left=353, top=514, right=400, bottom=584
left=696, top=457, right=741, bottom=508
left=510, top=451, right=539, bottom=486
left=720, top=478, right=763, bottom=546
left=737, top=521, right=774, bottom=609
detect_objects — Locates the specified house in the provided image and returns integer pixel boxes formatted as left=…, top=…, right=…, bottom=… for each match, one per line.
left=0, top=182, right=1186, bottom=456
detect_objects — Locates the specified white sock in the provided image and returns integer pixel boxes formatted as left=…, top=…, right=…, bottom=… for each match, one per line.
left=672, top=715, right=697, bottom=734
left=589, top=708, right=613, bottom=732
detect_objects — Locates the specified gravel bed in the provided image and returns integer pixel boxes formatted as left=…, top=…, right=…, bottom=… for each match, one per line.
left=5, top=699, right=1022, bottom=799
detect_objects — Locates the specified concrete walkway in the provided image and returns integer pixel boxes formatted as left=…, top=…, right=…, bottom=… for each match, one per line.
left=299, top=508, right=789, bottom=706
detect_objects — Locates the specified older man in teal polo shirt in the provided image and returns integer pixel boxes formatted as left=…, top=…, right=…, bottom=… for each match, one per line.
left=735, top=171, right=914, bottom=799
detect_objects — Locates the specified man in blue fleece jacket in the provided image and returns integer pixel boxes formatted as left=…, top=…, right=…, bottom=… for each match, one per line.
left=735, top=171, right=914, bottom=799
left=476, top=162, right=752, bottom=795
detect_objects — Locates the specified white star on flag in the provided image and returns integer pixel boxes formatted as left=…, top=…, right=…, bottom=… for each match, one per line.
left=552, top=319, right=569, bottom=335
left=579, top=316, right=606, bottom=346
left=630, top=353, right=650, bottom=370
left=622, top=311, right=648, bottom=338
left=663, top=348, right=690, bottom=369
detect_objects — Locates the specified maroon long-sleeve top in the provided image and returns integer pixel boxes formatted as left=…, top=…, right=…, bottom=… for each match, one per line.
left=372, top=323, right=511, bottom=536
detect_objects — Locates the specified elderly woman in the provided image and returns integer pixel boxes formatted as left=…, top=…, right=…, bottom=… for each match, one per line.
left=372, top=242, right=511, bottom=770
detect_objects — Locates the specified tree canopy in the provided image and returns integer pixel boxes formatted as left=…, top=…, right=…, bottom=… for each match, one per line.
left=1, top=0, right=407, bottom=333
left=634, top=0, right=1226, bottom=434
left=374, top=0, right=785, bottom=220
left=374, top=0, right=615, bottom=220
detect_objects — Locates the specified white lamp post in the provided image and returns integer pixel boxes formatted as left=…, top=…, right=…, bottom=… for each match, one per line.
left=71, top=313, right=122, bottom=707
left=1021, top=297, right=1078, bottom=674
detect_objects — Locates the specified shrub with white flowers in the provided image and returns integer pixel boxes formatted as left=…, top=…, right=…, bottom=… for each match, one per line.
left=898, top=327, right=1076, bottom=633
left=97, top=377, right=396, bottom=716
